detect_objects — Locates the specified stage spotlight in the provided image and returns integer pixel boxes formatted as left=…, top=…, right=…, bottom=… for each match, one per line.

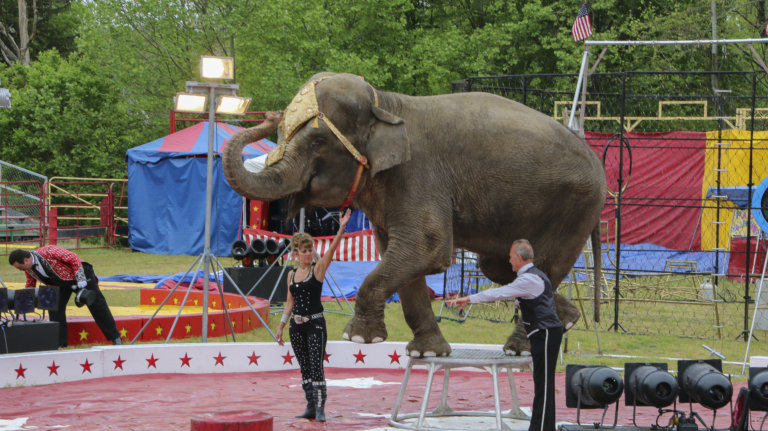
left=231, top=239, right=254, bottom=267
left=678, top=359, right=732, bottom=410
left=748, top=367, right=768, bottom=411
left=265, top=238, right=279, bottom=255
left=264, top=238, right=280, bottom=264
left=566, top=364, right=625, bottom=408
left=231, top=239, right=249, bottom=260
left=8, top=288, right=36, bottom=314
left=250, top=238, right=267, bottom=258
left=0, top=287, right=8, bottom=312
left=250, top=238, right=268, bottom=266
left=566, top=365, right=624, bottom=427
left=278, top=238, right=290, bottom=255
left=625, top=362, right=679, bottom=408
left=35, top=286, right=59, bottom=311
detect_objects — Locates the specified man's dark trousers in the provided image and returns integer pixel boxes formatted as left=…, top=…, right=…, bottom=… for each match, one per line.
left=49, top=262, right=120, bottom=347
left=528, top=326, right=563, bottom=431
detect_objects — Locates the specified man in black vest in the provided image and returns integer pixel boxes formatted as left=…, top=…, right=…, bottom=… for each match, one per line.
left=447, top=239, right=562, bottom=431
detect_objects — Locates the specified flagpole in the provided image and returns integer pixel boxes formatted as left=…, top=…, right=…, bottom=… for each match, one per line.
left=568, top=47, right=590, bottom=131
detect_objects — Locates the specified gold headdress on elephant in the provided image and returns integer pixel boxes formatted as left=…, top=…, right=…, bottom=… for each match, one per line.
left=266, top=76, right=370, bottom=170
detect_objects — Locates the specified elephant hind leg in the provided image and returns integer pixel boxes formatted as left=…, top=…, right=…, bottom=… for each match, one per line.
left=504, top=293, right=581, bottom=356
left=504, top=323, right=531, bottom=356
left=555, top=292, right=580, bottom=332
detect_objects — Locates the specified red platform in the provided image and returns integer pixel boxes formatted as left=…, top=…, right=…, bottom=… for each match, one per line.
left=191, top=411, right=273, bottom=431
left=67, top=288, right=270, bottom=346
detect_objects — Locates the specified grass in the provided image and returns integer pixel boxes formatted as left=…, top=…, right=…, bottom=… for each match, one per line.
left=2, top=247, right=764, bottom=380
left=0, top=247, right=237, bottom=281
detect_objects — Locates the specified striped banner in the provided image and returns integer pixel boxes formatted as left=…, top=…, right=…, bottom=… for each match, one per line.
left=243, top=228, right=380, bottom=262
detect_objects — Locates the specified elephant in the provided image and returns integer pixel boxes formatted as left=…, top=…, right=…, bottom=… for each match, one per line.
left=223, top=72, right=606, bottom=358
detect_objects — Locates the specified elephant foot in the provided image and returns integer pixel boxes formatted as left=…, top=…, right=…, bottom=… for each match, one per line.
left=342, top=314, right=387, bottom=344
left=406, top=334, right=451, bottom=358
left=503, top=326, right=531, bottom=356
left=554, top=292, right=581, bottom=332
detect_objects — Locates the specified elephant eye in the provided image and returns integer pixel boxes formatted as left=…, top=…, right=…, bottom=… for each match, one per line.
left=311, top=138, right=326, bottom=147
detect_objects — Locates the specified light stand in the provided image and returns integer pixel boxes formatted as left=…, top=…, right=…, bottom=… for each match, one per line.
left=131, top=56, right=275, bottom=344
left=201, top=83, right=223, bottom=341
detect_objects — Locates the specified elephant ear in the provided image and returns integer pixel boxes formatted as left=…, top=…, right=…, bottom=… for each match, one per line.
left=367, top=105, right=411, bottom=177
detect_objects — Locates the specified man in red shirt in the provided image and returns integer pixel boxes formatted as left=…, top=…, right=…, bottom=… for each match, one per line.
left=8, top=246, right=121, bottom=347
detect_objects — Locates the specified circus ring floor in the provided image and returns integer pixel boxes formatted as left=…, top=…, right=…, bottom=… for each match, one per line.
left=0, top=283, right=763, bottom=431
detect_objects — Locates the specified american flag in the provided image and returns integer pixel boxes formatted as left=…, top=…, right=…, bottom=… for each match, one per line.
left=572, top=2, right=593, bottom=42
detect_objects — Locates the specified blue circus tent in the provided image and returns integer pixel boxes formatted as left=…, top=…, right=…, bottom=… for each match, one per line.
left=126, top=121, right=275, bottom=256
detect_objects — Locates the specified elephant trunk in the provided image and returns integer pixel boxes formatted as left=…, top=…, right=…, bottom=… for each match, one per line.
left=222, top=119, right=300, bottom=201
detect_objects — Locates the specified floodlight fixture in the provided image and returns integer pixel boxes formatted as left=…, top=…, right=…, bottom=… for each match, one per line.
left=678, top=359, right=732, bottom=410
left=749, top=367, right=768, bottom=411
left=250, top=238, right=267, bottom=259
left=35, top=286, right=59, bottom=311
left=174, top=93, right=208, bottom=113
left=625, top=362, right=679, bottom=408
left=1, top=287, right=59, bottom=314
left=566, top=364, right=624, bottom=426
left=231, top=239, right=249, bottom=261
left=201, top=56, right=234, bottom=80
left=265, top=238, right=279, bottom=256
left=216, top=95, right=251, bottom=115
left=9, top=289, right=36, bottom=314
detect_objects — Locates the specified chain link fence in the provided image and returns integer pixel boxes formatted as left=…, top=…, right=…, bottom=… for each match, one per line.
left=444, top=68, right=768, bottom=343
left=0, top=161, right=46, bottom=254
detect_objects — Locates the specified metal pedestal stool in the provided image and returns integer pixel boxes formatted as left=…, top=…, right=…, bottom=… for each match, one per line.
left=389, top=349, right=533, bottom=431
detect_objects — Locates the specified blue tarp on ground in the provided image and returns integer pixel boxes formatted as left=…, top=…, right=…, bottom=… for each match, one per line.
left=103, top=244, right=729, bottom=299
left=566, top=243, right=725, bottom=281
left=102, top=261, right=446, bottom=302
left=126, top=122, right=275, bottom=257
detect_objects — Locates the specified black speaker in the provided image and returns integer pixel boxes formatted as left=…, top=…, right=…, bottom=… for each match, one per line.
left=223, top=266, right=288, bottom=304
left=0, top=321, right=60, bottom=354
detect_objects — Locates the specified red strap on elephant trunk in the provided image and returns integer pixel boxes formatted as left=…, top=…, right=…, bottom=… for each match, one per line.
left=340, top=160, right=367, bottom=210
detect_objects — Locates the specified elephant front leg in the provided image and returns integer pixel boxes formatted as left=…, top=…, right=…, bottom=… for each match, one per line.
left=342, top=277, right=389, bottom=344
left=343, top=224, right=453, bottom=350
left=400, top=277, right=451, bottom=357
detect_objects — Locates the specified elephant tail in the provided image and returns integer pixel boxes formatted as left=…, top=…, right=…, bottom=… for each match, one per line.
left=591, top=223, right=602, bottom=323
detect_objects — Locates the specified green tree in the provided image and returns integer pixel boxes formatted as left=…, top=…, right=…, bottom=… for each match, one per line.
left=0, top=50, right=145, bottom=177
left=74, top=0, right=247, bottom=133
left=0, top=0, right=79, bottom=66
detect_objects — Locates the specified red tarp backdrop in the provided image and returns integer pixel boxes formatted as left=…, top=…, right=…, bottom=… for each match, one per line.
left=587, top=131, right=707, bottom=250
